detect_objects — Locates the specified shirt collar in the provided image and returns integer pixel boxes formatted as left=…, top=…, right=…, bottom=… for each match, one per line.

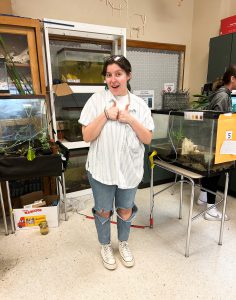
left=106, top=90, right=137, bottom=112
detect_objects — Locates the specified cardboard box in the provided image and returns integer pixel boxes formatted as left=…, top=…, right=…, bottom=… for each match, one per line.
left=14, top=191, right=60, bottom=230
left=20, top=191, right=44, bottom=207
left=52, top=83, right=73, bottom=96
left=220, top=15, right=236, bottom=35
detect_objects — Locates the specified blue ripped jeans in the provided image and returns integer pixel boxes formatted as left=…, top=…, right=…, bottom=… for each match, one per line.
left=87, top=172, right=138, bottom=245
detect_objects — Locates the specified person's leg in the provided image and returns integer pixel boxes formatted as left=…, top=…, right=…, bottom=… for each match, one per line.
left=87, top=172, right=117, bottom=270
left=201, top=175, right=229, bottom=221
left=115, top=187, right=138, bottom=267
left=201, top=176, right=219, bottom=204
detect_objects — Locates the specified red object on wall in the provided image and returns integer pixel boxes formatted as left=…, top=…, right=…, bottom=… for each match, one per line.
left=220, top=15, right=236, bottom=35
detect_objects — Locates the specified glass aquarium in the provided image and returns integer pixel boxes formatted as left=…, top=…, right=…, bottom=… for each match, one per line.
left=55, top=92, right=93, bottom=142
left=0, top=95, right=48, bottom=155
left=64, top=148, right=90, bottom=193
left=150, top=110, right=235, bottom=176
left=57, top=48, right=110, bottom=84
left=0, top=33, right=33, bottom=94
left=0, top=58, right=9, bottom=93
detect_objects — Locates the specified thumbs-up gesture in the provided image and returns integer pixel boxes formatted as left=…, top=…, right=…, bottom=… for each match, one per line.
left=107, top=101, right=119, bottom=120
left=118, top=104, right=133, bottom=124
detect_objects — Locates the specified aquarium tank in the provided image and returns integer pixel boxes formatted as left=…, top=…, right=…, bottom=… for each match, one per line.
left=150, top=110, right=236, bottom=176
left=0, top=95, right=48, bottom=156
left=57, top=48, right=110, bottom=84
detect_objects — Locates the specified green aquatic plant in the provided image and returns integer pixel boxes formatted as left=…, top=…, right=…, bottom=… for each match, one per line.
left=0, top=35, right=34, bottom=94
left=191, top=94, right=209, bottom=109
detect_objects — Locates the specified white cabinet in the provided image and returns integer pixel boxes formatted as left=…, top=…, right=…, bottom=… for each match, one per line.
left=43, top=18, right=126, bottom=197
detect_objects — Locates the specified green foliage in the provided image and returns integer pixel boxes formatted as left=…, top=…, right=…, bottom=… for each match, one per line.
left=38, top=131, right=50, bottom=150
left=191, top=94, right=209, bottom=109
left=27, top=146, right=36, bottom=161
left=0, top=147, right=6, bottom=155
left=0, top=35, right=34, bottom=95
left=170, top=128, right=184, bottom=146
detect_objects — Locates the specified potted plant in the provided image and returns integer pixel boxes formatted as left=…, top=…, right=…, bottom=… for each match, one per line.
left=191, top=94, right=209, bottom=109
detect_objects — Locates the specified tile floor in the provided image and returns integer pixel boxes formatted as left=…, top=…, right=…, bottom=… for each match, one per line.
left=1, top=184, right=236, bottom=300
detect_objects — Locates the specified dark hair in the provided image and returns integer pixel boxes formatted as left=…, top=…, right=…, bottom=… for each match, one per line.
left=101, top=55, right=132, bottom=76
left=212, top=65, right=236, bottom=91
left=223, top=65, right=236, bottom=84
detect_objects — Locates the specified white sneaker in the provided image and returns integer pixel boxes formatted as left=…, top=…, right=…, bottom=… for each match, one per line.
left=197, top=191, right=207, bottom=205
left=101, top=243, right=117, bottom=270
left=204, top=205, right=230, bottom=221
left=118, top=241, right=135, bottom=267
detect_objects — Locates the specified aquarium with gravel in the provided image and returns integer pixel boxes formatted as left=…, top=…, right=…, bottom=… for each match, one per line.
left=0, top=95, right=49, bottom=157
left=150, top=109, right=235, bottom=176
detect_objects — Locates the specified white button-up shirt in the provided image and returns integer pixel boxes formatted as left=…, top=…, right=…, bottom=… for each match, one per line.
left=79, top=90, right=154, bottom=189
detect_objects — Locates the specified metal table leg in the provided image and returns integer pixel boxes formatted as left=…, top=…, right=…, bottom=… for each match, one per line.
left=61, top=171, right=68, bottom=221
left=150, top=166, right=154, bottom=228
left=0, top=184, right=9, bottom=235
left=179, top=175, right=183, bottom=219
left=219, top=172, right=229, bottom=245
left=6, top=181, right=15, bottom=233
left=185, top=178, right=195, bottom=257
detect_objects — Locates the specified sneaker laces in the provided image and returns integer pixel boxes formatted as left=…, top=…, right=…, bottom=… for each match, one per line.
left=120, top=241, right=132, bottom=259
left=102, top=244, right=114, bottom=260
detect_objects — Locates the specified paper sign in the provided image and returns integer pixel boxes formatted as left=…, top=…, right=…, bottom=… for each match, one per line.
left=164, top=83, right=175, bottom=92
left=226, top=131, right=233, bottom=140
left=133, top=90, right=154, bottom=109
left=220, top=140, right=236, bottom=155
left=184, top=111, right=203, bottom=121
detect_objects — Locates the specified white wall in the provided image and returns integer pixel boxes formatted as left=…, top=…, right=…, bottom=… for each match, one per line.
left=11, top=0, right=194, bottom=91
left=11, top=0, right=236, bottom=97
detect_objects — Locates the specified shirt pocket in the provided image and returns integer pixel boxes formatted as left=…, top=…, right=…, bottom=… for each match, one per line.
left=125, top=125, right=141, bottom=152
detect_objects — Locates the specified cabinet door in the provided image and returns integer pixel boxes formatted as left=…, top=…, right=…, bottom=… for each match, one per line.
left=207, top=34, right=232, bottom=82
left=0, top=16, right=45, bottom=95
left=230, top=33, right=236, bottom=65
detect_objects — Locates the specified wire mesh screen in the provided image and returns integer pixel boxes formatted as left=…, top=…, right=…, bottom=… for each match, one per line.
left=162, top=92, right=189, bottom=110
left=127, top=48, right=181, bottom=109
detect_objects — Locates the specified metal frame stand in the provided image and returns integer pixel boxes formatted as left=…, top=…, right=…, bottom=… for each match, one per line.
left=150, top=160, right=229, bottom=257
left=0, top=184, right=8, bottom=235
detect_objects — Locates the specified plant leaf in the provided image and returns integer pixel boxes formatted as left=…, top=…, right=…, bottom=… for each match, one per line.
left=27, top=146, right=36, bottom=161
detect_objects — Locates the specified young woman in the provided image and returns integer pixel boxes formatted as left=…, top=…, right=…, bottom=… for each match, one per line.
left=197, top=65, right=236, bottom=220
left=79, top=55, right=154, bottom=270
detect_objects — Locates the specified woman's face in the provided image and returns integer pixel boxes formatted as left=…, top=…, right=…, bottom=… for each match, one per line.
left=105, top=63, right=131, bottom=96
left=231, top=76, right=236, bottom=90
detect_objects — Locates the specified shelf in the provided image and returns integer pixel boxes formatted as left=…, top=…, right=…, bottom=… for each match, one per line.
left=62, top=107, right=83, bottom=111
left=59, top=140, right=90, bottom=149
left=7, top=63, right=30, bottom=67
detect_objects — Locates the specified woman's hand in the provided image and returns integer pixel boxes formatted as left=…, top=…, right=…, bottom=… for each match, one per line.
left=118, top=104, right=133, bottom=124
left=107, top=101, right=119, bottom=120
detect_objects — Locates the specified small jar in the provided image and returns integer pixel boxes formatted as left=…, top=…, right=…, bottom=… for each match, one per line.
left=39, top=221, right=49, bottom=235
